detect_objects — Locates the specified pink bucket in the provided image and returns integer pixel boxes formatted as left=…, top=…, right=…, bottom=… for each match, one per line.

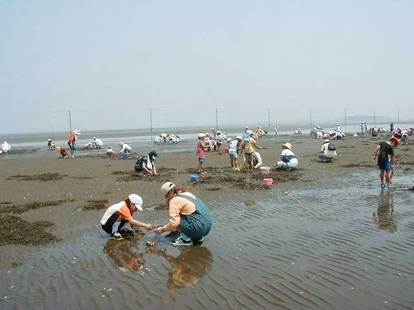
left=263, top=178, right=273, bottom=189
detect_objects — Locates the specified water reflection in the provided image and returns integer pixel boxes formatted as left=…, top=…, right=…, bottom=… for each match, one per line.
left=103, top=239, right=145, bottom=272
left=104, top=239, right=213, bottom=289
left=147, top=246, right=213, bottom=289
left=373, top=191, right=397, bottom=233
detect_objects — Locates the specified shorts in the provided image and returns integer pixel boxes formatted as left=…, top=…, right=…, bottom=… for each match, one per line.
left=229, top=150, right=238, bottom=159
left=198, top=157, right=205, bottom=163
left=378, top=160, right=392, bottom=171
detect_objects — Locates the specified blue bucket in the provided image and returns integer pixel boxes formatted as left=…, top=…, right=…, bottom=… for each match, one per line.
left=190, top=173, right=199, bottom=183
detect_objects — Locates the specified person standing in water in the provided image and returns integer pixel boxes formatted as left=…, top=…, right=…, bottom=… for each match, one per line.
left=373, top=137, right=399, bottom=189
left=67, top=130, right=80, bottom=158
left=196, top=133, right=207, bottom=174
left=154, top=182, right=212, bottom=246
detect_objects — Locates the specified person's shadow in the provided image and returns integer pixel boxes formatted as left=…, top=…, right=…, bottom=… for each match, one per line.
left=373, top=191, right=397, bottom=233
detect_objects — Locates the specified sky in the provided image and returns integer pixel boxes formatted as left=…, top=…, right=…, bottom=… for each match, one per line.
left=1, top=0, right=413, bottom=134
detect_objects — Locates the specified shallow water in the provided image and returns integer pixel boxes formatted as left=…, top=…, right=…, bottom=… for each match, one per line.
left=1, top=171, right=413, bottom=309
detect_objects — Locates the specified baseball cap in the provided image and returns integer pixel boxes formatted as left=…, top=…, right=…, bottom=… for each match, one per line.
left=128, top=194, right=143, bottom=211
left=161, top=182, right=176, bottom=196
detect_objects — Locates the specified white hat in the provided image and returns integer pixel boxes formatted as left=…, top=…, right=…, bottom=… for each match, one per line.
left=93, top=137, right=97, bottom=140
left=226, top=138, right=232, bottom=142
left=48, top=139, right=52, bottom=141
left=73, top=130, right=81, bottom=135
left=246, top=130, right=253, bottom=135
left=197, top=133, right=205, bottom=138
left=128, top=194, right=143, bottom=211
left=161, top=182, right=176, bottom=196
left=237, top=136, right=242, bottom=140
left=119, top=142, right=124, bottom=145
left=324, top=139, right=330, bottom=143
left=282, top=142, right=292, bottom=150
left=244, top=125, right=249, bottom=129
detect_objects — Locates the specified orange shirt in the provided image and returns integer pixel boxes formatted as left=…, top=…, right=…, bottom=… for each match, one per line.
left=168, top=192, right=197, bottom=228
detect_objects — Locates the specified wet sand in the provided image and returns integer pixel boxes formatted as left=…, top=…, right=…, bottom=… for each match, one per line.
left=0, top=134, right=413, bottom=309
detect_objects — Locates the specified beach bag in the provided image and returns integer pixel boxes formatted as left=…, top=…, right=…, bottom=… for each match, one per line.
left=328, top=143, right=336, bottom=151
left=134, top=156, right=145, bottom=172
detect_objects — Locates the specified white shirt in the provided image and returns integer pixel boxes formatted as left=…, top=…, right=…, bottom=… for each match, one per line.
left=94, top=138, right=103, bottom=147
left=120, top=143, right=131, bottom=153
left=281, top=149, right=298, bottom=164
left=229, top=140, right=239, bottom=152
left=320, top=142, right=337, bottom=158
left=1, top=142, right=11, bottom=152
left=253, top=151, right=262, bottom=168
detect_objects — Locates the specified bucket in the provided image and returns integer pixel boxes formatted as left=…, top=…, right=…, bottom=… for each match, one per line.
left=190, top=173, right=199, bottom=183
left=260, top=166, right=271, bottom=176
left=263, top=178, right=273, bottom=189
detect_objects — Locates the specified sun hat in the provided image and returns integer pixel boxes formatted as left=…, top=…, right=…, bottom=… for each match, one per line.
left=128, top=194, right=143, bottom=211
left=73, top=130, right=81, bottom=135
left=161, top=182, right=176, bottom=196
left=282, top=143, right=292, bottom=150
left=197, top=133, right=205, bottom=138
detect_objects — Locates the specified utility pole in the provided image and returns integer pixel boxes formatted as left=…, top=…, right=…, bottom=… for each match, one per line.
left=344, top=109, right=347, bottom=131
left=309, top=109, right=313, bottom=128
left=267, top=109, right=271, bottom=133
left=215, top=108, right=218, bottom=130
left=68, top=110, right=72, bottom=132
left=149, top=109, right=153, bottom=142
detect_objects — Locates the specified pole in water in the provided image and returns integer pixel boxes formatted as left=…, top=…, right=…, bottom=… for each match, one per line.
left=309, top=109, right=313, bottom=128
left=344, top=109, right=347, bottom=131
left=267, top=109, right=271, bottom=133
left=149, top=109, right=153, bottom=142
left=68, top=110, right=72, bottom=132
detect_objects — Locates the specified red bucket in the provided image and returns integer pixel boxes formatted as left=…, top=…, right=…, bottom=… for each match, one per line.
left=263, top=178, right=273, bottom=189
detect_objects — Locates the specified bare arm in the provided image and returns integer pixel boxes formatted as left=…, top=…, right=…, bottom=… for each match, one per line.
left=128, top=218, right=152, bottom=230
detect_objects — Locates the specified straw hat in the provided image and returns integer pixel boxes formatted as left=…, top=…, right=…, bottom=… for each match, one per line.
left=282, top=142, right=292, bottom=150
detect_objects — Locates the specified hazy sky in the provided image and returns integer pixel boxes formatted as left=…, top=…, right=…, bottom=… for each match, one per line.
left=1, top=0, right=413, bottom=134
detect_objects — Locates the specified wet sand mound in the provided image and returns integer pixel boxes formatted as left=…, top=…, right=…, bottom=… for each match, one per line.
left=340, top=163, right=375, bottom=168
left=0, top=199, right=75, bottom=214
left=194, top=167, right=302, bottom=190
left=0, top=215, right=58, bottom=246
left=7, top=172, right=68, bottom=181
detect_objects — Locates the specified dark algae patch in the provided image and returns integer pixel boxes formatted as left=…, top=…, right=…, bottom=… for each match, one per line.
left=0, top=199, right=75, bottom=214
left=0, top=215, right=59, bottom=246
left=82, top=199, right=109, bottom=210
